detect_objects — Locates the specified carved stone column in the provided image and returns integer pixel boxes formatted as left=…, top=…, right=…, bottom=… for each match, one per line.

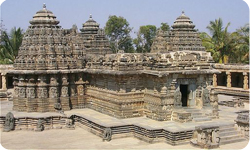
left=17, top=75, right=27, bottom=111
left=61, top=74, right=70, bottom=111
left=243, top=72, right=249, bottom=90
left=49, top=75, right=59, bottom=111
left=26, top=76, right=37, bottom=112
left=12, top=76, right=19, bottom=111
left=37, top=75, right=48, bottom=112
left=76, top=73, right=85, bottom=109
left=69, top=74, right=77, bottom=109
left=1, top=73, right=7, bottom=90
left=213, top=74, right=217, bottom=87
left=226, top=72, right=231, bottom=88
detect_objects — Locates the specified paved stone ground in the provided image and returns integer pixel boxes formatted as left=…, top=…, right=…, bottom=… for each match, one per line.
left=1, top=128, right=249, bottom=150
left=0, top=94, right=249, bottom=149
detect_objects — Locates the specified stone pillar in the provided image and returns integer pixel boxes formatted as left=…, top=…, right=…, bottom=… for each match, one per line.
left=1, top=73, right=7, bottom=90
left=226, top=72, right=231, bottom=88
left=49, top=75, right=59, bottom=111
left=69, top=74, right=78, bottom=109
left=243, top=72, right=249, bottom=90
left=12, top=76, right=19, bottom=111
left=213, top=74, right=217, bottom=87
left=17, top=75, right=27, bottom=111
left=76, top=73, right=85, bottom=109
left=61, top=74, right=70, bottom=111
left=37, top=75, right=48, bottom=112
left=26, top=76, right=37, bottom=112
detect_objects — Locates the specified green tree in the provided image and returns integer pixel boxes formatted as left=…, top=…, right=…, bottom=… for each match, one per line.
left=0, top=27, right=23, bottom=64
left=229, top=24, right=249, bottom=64
left=202, top=18, right=231, bottom=63
left=201, top=18, right=249, bottom=64
left=105, top=15, right=134, bottom=53
left=134, top=25, right=157, bottom=53
left=159, top=22, right=170, bottom=31
left=199, top=32, right=220, bottom=62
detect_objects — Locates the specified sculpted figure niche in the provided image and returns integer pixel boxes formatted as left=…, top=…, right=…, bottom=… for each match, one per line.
left=174, top=87, right=182, bottom=107
left=202, top=86, right=210, bottom=106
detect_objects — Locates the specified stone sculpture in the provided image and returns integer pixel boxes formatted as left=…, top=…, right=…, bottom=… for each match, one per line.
left=65, top=117, right=75, bottom=129
left=190, top=126, right=220, bottom=148
left=202, top=87, right=210, bottom=106
left=3, top=112, right=15, bottom=132
left=103, top=128, right=112, bottom=141
left=35, top=119, right=44, bottom=131
left=174, top=87, right=182, bottom=107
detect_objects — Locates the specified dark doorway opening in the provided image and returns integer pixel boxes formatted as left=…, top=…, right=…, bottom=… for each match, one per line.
left=180, top=84, right=188, bottom=107
left=7, top=76, right=14, bottom=88
left=231, top=72, right=243, bottom=88
left=217, top=72, right=227, bottom=86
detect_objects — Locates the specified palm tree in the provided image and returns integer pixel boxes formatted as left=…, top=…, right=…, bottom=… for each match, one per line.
left=200, top=32, right=220, bottom=62
left=0, top=27, right=23, bottom=64
left=206, top=18, right=231, bottom=63
left=233, top=24, right=249, bottom=64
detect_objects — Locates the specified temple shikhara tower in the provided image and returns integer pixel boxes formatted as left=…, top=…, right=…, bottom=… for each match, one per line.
left=11, top=5, right=219, bottom=122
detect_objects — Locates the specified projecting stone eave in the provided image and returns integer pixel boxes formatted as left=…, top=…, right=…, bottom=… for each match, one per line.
left=141, top=69, right=220, bottom=77
left=7, top=69, right=87, bottom=75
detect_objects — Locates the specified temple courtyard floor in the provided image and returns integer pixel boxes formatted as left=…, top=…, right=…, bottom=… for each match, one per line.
left=0, top=94, right=249, bottom=149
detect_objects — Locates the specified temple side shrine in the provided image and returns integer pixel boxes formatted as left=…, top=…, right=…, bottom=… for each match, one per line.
left=10, top=5, right=219, bottom=122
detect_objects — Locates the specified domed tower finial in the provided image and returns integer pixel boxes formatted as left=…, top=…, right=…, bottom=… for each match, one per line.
left=182, top=10, right=185, bottom=15
left=90, top=14, right=92, bottom=19
left=43, top=3, right=46, bottom=9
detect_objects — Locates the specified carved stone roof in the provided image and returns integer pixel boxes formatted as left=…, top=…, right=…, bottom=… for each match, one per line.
left=29, top=4, right=60, bottom=26
left=151, top=11, right=205, bottom=53
left=172, top=11, right=195, bottom=31
left=81, top=14, right=100, bottom=34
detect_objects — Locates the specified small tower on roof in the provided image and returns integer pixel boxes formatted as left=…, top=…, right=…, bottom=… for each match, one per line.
left=80, top=14, right=100, bottom=34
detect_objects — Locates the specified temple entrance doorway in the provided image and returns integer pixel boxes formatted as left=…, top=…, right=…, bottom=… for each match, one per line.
left=180, top=84, right=188, bottom=107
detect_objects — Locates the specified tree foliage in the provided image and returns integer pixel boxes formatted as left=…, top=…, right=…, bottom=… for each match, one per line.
left=104, top=15, right=134, bottom=53
left=0, top=27, right=23, bottom=64
left=159, top=22, right=170, bottom=32
left=134, top=25, right=157, bottom=53
left=200, top=18, right=249, bottom=64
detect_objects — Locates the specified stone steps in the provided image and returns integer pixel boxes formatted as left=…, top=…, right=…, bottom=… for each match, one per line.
left=182, top=108, right=212, bottom=122
left=220, top=136, right=246, bottom=145
left=191, top=112, right=203, bottom=116
left=220, top=127, right=235, bottom=132
left=193, top=117, right=212, bottom=122
left=191, top=115, right=205, bottom=119
left=219, top=130, right=239, bottom=136
left=219, top=124, right=235, bottom=129
left=219, top=125, right=246, bottom=145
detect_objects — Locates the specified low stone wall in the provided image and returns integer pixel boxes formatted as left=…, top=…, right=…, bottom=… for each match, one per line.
left=0, top=113, right=193, bottom=145
left=0, top=115, right=68, bottom=131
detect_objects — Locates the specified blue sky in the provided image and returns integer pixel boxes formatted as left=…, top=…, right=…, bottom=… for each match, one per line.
left=0, top=0, right=249, bottom=37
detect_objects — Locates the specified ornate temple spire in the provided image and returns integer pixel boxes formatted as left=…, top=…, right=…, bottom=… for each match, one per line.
left=29, top=4, right=60, bottom=26
left=171, top=11, right=195, bottom=30
left=81, top=14, right=100, bottom=34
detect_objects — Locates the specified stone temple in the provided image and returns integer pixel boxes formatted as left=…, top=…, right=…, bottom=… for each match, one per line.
left=2, top=4, right=249, bottom=148
left=10, top=5, right=220, bottom=121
